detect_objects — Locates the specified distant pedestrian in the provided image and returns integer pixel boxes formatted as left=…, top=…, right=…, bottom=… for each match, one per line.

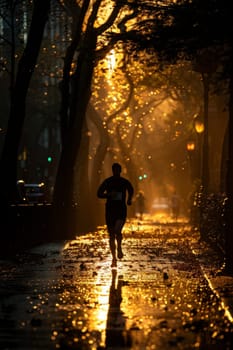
left=136, top=190, right=145, bottom=220
left=170, top=191, right=180, bottom=222
left=97, top=163, right=134, bottom=267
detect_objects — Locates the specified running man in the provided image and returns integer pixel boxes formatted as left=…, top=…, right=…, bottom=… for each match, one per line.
left=97, top=163, right=134, bottom=267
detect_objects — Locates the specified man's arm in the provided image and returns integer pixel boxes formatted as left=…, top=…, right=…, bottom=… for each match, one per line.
left=97, top=180, right=108, bottom=199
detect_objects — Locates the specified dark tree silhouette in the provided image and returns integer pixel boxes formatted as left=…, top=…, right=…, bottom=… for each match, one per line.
left=0, top=0, right=50, bottom=202
left=51, top=0, right=141, bottom=237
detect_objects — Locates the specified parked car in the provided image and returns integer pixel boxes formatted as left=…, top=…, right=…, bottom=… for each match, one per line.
left=17, top=180, right=47, bottom=204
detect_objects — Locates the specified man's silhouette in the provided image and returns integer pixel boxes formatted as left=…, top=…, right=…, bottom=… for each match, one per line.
left=97, top=163, right=134, bottom=267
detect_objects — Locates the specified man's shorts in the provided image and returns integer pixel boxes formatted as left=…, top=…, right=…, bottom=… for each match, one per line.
left=105, top=202, right=126, bottom=233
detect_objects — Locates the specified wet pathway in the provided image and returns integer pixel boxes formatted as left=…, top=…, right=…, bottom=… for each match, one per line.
left=0, top=219, right=233, bottom=349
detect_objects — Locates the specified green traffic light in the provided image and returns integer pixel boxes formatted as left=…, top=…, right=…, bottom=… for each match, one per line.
left=138, top=174, right=147, bottom=181
left=47, top=156, right=52, bottom=163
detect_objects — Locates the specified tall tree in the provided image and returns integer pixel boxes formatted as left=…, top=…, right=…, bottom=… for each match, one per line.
left=0, top=0, right=51, bottom=203
left=51, top=0, right=143, bottom=236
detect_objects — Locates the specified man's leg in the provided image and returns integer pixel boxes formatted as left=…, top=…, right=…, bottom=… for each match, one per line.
left=108, top=226, right=117, bottom=267
left=106, top=209, right=118, bottom=266
left=114, top=219, right=125, bottom=259
left=109, top=234, right=117, bottom=260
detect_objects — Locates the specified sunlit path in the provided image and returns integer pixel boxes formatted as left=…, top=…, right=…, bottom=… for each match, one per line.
left=0, top=215, right=232, bottom=349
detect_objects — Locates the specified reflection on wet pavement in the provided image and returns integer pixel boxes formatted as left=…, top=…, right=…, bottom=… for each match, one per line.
left=0, top=217, right=233, bottom=349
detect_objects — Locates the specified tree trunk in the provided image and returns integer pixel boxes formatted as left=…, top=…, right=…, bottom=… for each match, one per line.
left=0, top=0, right=50, bottom=202
left=76, top=119, right=96, bottom=233
left=51, top=34, right=97, bottom=238
left=88, top=104, right=111, bottom=226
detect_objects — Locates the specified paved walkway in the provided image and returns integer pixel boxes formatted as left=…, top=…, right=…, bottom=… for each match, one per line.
left=0, top=216, right=233, bottom=349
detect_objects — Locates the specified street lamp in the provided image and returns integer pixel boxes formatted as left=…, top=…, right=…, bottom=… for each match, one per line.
left=186, top=140, right=196, bottom=181
left=193, top=113, right=204, bottom=181
left=193, top=113, right=204, bottom=134
left=186, top=140, right=195, bottom=152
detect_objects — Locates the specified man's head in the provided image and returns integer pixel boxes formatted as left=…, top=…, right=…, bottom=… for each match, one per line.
left=112, top=163, right=121, bottom=176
